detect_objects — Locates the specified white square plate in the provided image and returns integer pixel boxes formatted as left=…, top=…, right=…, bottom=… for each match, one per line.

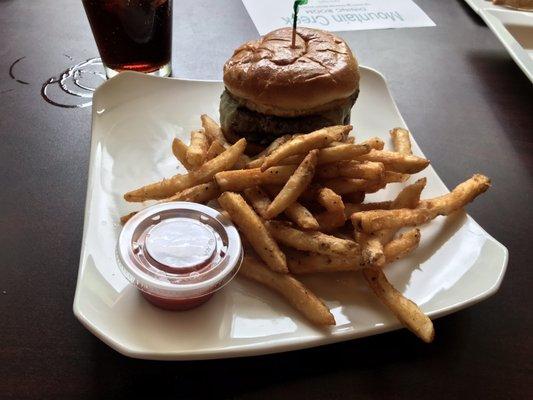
left=73, top=68, right=508, bottom=360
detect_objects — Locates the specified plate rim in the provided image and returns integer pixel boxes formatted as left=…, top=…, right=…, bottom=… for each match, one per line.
left=73, top=69, right=509, bottom=360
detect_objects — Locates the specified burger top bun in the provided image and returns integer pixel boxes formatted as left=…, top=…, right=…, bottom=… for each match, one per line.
left=223, top=27, right=360, bottom=117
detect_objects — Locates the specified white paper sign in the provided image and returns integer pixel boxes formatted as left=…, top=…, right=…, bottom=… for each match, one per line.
left=241, top=0, right=435, bottom=35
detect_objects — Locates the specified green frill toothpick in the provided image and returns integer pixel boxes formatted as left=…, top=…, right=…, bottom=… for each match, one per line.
left=292, top=0, right=308, bottom=48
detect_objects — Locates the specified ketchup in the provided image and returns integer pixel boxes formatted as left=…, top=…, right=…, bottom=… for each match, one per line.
left=117, top=202, right=242, bottom=311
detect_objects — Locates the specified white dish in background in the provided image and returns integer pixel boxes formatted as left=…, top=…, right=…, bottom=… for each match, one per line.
left=73, top=69, right=508, bottom=360
left=482, top=8, right=533, bottom=82
left=463, top=0, right=533, bottom=82
left=464, top=0, right=533, bottom=14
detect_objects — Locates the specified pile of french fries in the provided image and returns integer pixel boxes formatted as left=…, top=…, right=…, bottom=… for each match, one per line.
left=123, top=115, right=491, bottom=343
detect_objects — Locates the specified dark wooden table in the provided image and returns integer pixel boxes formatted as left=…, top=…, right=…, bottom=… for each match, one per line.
left=1, top=1, right=531, bottom=399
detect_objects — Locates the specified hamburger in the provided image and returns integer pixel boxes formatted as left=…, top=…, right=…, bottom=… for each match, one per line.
left=220, top=27, right=360, bottom=153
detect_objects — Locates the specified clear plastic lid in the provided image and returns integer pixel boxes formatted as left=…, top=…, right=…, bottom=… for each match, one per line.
left=117, top=202, right=242, bottom=299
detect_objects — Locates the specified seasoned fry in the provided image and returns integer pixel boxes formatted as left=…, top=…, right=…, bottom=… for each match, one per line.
left=172, top=138, right=193, bottom=170
left=218, top=192, right=287, bottom=273
left=344, top=201, right=392, bottom=217
left=186, top=129, right=209, bottom=167
left=419, top=174, right=490, bottom=215
left=390, top=127, right=412, bottom=155
left=315, top=211, right=346, bottom=232
left=240, top=254, right=335, bottom=325
left=317, top=188, right=344, bottom=213
left=360, top=137, right=385, bottom=150
left=383, top=171, right=410, bottom=183
left=201, top=114, right=229, bottom=146
left=322, top=178, right=380, bottom=195
left=120, top=182, right=219, bottom=223
left=243, top=186, right=271, bottom=218
left=359, top=234, right=386, bottom=267
left=286, top=249, right=362, bottom=274
left=215, top=165, right=297, bottom=192
left=261, top=125, right=351, bottom=171
left=384, top=229, right=421, bottom=262
left=205, top=140, right=226, bottom=161
left=163, top=181, right=220, bottom=203
left=265, top=150, right=318, bottom=219
left=124, top=138, right=246, bottom=202
left=273, top=143, right=372, bottom=167
left=363, top=267, right=434, bottom=343
left=285, top=202, right=320, bottom=230
left=357, top=150, right=429, bottom=174
left=120, top=211, right=137, bottom=224
left=373, top=178, right=426, bottom=243
left=317, top=160, right=385, bottom=181
left=287, top=228, right=420, bottom=274
left=267, top=220, right=360, bottom=258
left=391, top=178, right=426, bottom=209
left=262, top=185, right=319, bottom=230
left=352, top=208, right=435, bottom=233
left=247, top=135, right=293, bottom=168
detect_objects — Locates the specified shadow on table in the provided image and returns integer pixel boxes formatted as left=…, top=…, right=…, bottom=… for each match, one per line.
left=466, top=49, right=533, bottom=180
left=85, top=311, right=473, bottom=399
left=455, top=0, right=486, bottom=26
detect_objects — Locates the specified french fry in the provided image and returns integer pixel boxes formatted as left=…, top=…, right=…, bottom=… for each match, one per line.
left=419, top=174, right=490, bottom=216
left=383, top=171, right=410, bottom=183
left=266, top=220, right=360, bottom=258
left=287, top=228, right=420, bottom=274
left=272, top=143, right=371, bottom=167
left=383, top=228, right=421, bottom=262
left=218, top=192, right=287, bottom=273
left=215, top=165, right=297, bottom=192
left=344, top=201, right=392, bottom=217
left=186, top=129, right=209, bottom=167
left=360, top=137, right=385, bottom=150
left=286, top=249, right=363, bottom=274
left=357, top=150, right=429, bottom=174
left=201, top=114, right=229, bottom=146
left=265, top=150, right=318, bottom=219
left=359, top=234, right=386, bottom=267
left=262, top=185, right=319, bottom=230
left=315, top=211, right=346, bottom=232
left=344, top=136, right=356, bottom=144
left=322, top=178, right=379, bottom=195
left=205, top=140, right=226, bottom=161
left=261, top=125, right=351, bottom=171
left=354, top=175, right=490, bottom=233
left=317, top=188, right=344, bottom=213
left=163, top=181, right=220, bottom=203
left=243, top=186, right=271, bottom=218
left=352, top=208, right=435, bottom=233
left=247, top=135, right=293, bottom=168
left=120, top=181, right=221, bottom=224
left=239, top=254, right=335, bottom=326
left=373, top=178, right=426, bottom=243
left=391, top=178, right=427, bottom=209
left=172, top=138, right=193, bottom=170
left=285, top=203, right=320, bottom=230
left=390, top=127, right=412, bottom=155
left=120, top=211, right=137, bottom=224
left=363, top=267, right=434, bottom=343
left=124, top=138, right=246, bottom=202
left=317, top=160, right=385, bottom=181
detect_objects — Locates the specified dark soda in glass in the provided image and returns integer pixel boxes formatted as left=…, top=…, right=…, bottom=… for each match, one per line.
left=82, top=0, right=172, bottom=77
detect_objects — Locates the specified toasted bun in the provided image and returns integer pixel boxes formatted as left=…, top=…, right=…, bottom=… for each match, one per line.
left=223, top=27, right=359, bottom=117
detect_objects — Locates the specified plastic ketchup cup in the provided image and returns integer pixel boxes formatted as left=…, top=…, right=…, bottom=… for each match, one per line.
left=117, top=202, right=243, bottom=311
